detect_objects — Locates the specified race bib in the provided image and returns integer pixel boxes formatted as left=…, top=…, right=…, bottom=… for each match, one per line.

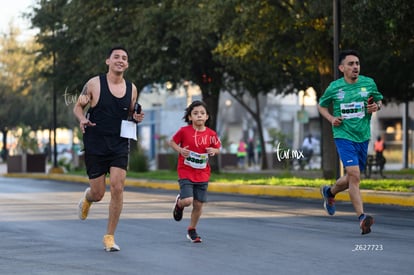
left=120, top=120, right=137, bottom=140
left=340, top=101, right=365, bottom=119
left=184, top=151, right=209, bottom=169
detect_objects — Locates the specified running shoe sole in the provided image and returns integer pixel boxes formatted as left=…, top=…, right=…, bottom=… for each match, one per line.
left=104, top=245, right=121, bottom=252
left=360, top=215, right=374, bottom=235
left=186, top=234, right=202, bottom=243
left=103, top=235, right=121, bottom=252
left=173, top=194, right=183, bottom=221
left=320, top=185, right=336, bottom=215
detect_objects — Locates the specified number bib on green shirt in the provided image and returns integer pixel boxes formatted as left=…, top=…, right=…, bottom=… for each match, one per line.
left=340, top=101, right=365, bottom=119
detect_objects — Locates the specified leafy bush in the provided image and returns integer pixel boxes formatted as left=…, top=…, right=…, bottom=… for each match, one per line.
left=129, top=150, right=149, bottom=172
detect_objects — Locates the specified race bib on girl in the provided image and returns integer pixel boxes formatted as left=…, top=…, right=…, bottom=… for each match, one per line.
left=184, top=151, right=209, bottom=169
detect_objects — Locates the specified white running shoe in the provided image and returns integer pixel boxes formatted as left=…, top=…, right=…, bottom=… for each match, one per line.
left=103, top=234, right=120, bottom=252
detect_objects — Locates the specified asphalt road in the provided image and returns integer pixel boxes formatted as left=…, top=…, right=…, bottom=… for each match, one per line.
left=1, top=177, right=413, bottom=275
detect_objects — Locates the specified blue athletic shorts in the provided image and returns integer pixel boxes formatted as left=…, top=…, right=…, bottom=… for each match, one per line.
left=178, top=179, right=208, bottom=202
left=334, top=138, right=369, bottom=172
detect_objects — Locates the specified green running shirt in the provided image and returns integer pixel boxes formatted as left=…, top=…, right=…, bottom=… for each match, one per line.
left=319, top=75, right=383, bottom=142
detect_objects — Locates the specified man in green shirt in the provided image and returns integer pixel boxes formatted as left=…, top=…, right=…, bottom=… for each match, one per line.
left=318, top=49, right=383, bottom=235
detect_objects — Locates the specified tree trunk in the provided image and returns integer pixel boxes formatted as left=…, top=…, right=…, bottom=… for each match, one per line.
left=1, top=128, right=8, bottom=161
left=320, top=115, right=338, bottom=179
left=202, top=86, right=220, bottom=172
left=254, top=96, right=268, bottom=169
left=319, top=73, right=339, bottom=179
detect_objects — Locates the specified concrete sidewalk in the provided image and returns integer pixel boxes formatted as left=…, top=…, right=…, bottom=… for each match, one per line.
left=2, top=163, right=413, bottom=207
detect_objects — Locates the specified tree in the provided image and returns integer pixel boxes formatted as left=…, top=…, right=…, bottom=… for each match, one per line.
left=30, top=0, right=225, bottom=128
left=341, top=0, right=414, bottom=103
left=29, top=0, right=78, bottom=128
left=32, top=0, right=226, bottom=169
left=125, top=0, right=225, bottom=133
left=211, top=0, right=336, bottom=174
left=0, top=25, right=47, bottom=155
left=28, top=0, right=337, bottom=174
left=26, top=0, right=414, bottom=176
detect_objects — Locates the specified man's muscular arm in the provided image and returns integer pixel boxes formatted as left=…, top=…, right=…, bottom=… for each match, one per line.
left=73, top=80, right=96, bottom=133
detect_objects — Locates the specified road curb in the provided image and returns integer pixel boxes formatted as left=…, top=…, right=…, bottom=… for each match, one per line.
left=3, top=173, right=414, bottom=207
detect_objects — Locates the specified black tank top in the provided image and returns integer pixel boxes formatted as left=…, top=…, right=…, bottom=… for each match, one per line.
left=83, top=74, right=132, bottom=155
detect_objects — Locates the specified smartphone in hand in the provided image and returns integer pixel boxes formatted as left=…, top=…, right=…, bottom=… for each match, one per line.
left=134, top=102, right=141, bottom=114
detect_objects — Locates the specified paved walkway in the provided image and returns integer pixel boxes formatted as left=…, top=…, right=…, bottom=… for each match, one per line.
left=1, top=162, right=413, bottom=207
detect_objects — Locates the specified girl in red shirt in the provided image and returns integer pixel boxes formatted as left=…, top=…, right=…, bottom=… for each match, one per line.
left=169, top=100, right=221, bottom=243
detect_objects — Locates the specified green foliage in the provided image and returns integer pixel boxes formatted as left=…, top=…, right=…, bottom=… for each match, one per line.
left=7, top=0, right=413, bottom=178
left=267, top=128, right=291, bottom=149
left=213, top=1, right=322, bottom=95
left=0, top=26, right=47, bottom=132
left=341, top=0, right=414, bottom=103
left=220, top=133, right=230, bottom=152
left=167, top=153, right=178, bottom=172
left=69, top=165, right=414, bottom=192
left=122, top=169, right=414, bottom=192
left=15, top=0, right=414, bottom=113
left=13, top=125, right=39, bottom=154
left=129, top=150, right=149, bottom=173
left=58, top=157, right=72, bottom=172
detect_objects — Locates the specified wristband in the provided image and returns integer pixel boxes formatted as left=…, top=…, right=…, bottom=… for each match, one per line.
left=376, top=102, right=382, bottom=110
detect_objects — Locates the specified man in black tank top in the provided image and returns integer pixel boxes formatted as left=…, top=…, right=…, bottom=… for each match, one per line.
left=73, top=46, right=144, bottom=252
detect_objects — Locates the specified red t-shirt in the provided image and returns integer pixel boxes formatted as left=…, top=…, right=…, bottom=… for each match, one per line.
left=172, top=125, right=221, bottom=183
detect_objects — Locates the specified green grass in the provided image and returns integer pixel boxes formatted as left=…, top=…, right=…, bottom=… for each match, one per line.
left=65, top=169, right=414, bottom=193
left=384, top=168, right=414, bottom=176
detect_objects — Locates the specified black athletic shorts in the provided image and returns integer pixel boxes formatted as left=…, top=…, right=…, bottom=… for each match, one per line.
left=84, top=154, right=128, bottom=179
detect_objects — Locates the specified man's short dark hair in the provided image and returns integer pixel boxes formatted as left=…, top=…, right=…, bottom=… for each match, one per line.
left=339, top=49, right=360, bottom=64
left=107, top=46, right=129, bottom=58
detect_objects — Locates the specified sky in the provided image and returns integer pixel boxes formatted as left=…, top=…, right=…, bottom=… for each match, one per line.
left=0, top=0, right=37, bottom=40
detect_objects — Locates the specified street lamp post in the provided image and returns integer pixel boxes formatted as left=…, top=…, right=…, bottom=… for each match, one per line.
left=333, top=0, right=342, bottom=178
left=333, top=0, right=340, bottom=80
left=52, top=51, right=58, bottom=169
left=48, top=14, right=63, bottom=174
